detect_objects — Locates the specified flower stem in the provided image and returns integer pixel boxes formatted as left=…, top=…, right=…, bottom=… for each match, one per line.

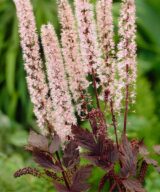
left=110, top=100, right=119, bottom=149
left=55, top=151, right=70, bottom=190
left=91, top=68, right=100, bottom=109
left=123, top=64, right=129, bottom=135
left=109, top=182, right=116, bottom=192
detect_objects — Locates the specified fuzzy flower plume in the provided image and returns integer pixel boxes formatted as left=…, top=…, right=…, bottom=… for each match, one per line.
left=41, top=24, right=76, bottom=142
left=96, top=0, right=115, bottom=102
left=13, top=0, right=54, bottom=134
left=58, top=0, right=89, bottom=115
left=74, top=0, right=103, bottom=77
left=116, top=0, right=137, bottom=111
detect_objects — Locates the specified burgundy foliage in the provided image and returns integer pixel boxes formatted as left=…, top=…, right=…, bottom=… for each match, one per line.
left=14, top=121, right=160, bottom=192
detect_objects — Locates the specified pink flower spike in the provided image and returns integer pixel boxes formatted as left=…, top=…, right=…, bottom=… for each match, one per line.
left=58, top=0, right=89, bottom=116
left=13, top=0, right=54, bottom=135
left=74, top=0, right=102, bottom=76
left=96, top=0, right=116, bottom=104
left=116, top=0, right=137, bottom=111
left=41, top=24, right=76, bottom=142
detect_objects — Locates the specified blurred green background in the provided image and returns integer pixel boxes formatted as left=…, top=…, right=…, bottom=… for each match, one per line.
left=0, top=0, right=160, bottom=191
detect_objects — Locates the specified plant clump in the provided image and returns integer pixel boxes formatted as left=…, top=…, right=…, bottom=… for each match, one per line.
left=13, top=0, right=160, bottom=191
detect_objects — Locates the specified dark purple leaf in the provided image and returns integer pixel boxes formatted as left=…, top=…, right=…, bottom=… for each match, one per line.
left=33, top=149, right=62, bottom=172
left=138, top=161, right=148, bottom=183
left=131, top=139, right=140, bottom=157
left=28, top=130, right=48, bottom=151
left=45, top=170, right=63, bottom=181
left=63, top=140, right=80, bottom=168
left=120, top=135, right=137, bottom=177
left=143, top=157, right=160, bottom=173
left=54, top=182, right=70, bottom=192
left=83, top=136, right=117, bottom=169
left=49, top=134, right=61, bottom=154
left=122, top=178, right=146, bottom=192
left=102, top=137, right=118, bottom=164
left=71, top=165, right=93, bottom=192
left=72, top=125, right=96, bottom=151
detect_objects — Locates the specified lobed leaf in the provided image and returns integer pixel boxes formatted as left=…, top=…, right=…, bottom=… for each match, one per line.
left=72, top=125, right=96, bottom=151
left=54, top=183, right=69, bottom=192
left=119, top=135, right=137, bottom=177
left=83, top=136, right=118, bottom=169
left=122, top=178, right=146, bottom=192
left=49, top=134, right=61, bottom=154
left=71, top=165, right=93, bottom=192
left=28, top=130, right=48, bottom=151
left=63, top=140, right=80, bottom=169
left=33, top=149, right=62, bottom=172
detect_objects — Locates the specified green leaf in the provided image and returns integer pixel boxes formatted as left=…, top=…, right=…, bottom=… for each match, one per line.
left=9, top=130, right=28, bottom=147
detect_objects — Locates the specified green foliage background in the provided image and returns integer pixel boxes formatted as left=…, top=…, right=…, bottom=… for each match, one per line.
left=0, top=0, right=160, bottom=191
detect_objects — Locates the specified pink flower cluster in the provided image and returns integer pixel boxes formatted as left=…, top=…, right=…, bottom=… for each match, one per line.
left=74, top=0, right=102, bottom=75
left=116, top=0, right=137, bottom=111
left=41, top=24, right=76, bottom=141
left=14, top=0, right=137, bottom=142
left=58, top=0, right=89, bottom=115
left=96, top=0, right=115, bottom=102
left=13, top=0, right=54, bottom=135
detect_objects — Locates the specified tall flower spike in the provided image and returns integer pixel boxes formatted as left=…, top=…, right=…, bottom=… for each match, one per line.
left=13, top=0, right=54, bottom=135
left=58, top=0, right=89, bottom=116
left=41, top=24, right=76, bottom=142
left=74, top=0, right=103, bottom=76
left=116, top=0, right=137, bottom=111
left=96, top=0, right=115, bottom=103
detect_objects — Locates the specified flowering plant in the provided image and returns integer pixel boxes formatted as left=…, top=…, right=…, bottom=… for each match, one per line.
left=13, top=0, right=160, bottom=191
